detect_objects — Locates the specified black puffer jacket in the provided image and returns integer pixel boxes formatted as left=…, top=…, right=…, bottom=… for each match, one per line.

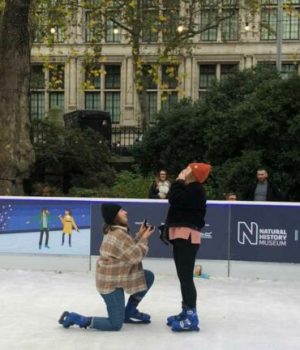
left=166, top=180, right=207, bottom=230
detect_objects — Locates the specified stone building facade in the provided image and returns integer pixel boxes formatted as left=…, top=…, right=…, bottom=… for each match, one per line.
left=30, top=1, right=300, bottom=135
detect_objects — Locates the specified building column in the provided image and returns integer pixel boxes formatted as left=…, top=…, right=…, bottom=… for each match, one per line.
left=123, top=56, right=135, bottom=125
left=182, top=56, right=192, bottom=99
left=243, top=55, right=254, bottom=69
left=68, top=57, right=77, bottom=110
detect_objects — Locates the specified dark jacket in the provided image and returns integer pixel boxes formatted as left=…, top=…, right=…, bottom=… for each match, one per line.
left=148, top=180, right=171, bottom=199
left=245, top=180, right=283, bottom=201
left=166, top=180, right=207, bottom=230
left=148, top=182, right=159, bottom=199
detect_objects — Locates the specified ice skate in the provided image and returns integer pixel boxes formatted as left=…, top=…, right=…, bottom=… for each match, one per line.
left=171, top=308, right=200, bottom=332
left=58, top=311, right=91, bottom=329
left=124, top=302, right=151, bottom=324
left=166, top=305, right=187, bottom=326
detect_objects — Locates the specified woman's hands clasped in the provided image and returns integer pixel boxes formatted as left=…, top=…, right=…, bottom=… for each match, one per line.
left=176, top=166, right=192, bottom=181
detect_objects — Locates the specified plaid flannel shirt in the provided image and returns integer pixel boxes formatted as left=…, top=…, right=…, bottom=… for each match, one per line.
left=96, top=225, right=148, bottom=295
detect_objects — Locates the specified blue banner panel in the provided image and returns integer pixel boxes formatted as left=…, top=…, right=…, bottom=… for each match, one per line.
left=0, top=198, right=91, bottom=256
left=201, top=203, right=230, bottom=260
left=230, top=204, right=300, bottom=263
left=91, top=200, right=171, bottom=258
left=90, top=200, right=229, bottom=260
left=1, top=196, right=298, bottom=263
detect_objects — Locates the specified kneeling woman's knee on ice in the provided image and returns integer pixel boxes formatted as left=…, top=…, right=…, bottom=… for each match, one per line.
left=111, top=319, right=123, bottom=331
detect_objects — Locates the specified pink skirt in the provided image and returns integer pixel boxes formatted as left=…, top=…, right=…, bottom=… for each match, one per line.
left=168, top=227, right=201, bottom=244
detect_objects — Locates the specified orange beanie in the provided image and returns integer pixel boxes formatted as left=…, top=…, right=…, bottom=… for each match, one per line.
left=189, top=163, right=212, bottom=183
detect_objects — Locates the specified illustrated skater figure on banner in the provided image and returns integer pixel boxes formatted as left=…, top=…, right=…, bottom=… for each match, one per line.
left=59, top=209, right=79, bottom=247
left=165, top=162, right=212, bottom=332
left=59, top=203, right=155, bottom=331
left=38, top=208, right=51, bottom=249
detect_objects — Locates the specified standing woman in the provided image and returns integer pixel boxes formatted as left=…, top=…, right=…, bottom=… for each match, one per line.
left=59, top=209, right=79, bottom=247
left=166, top=163, right=212, bottom=332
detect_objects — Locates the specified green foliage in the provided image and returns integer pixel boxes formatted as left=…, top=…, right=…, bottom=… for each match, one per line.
left=210, top=150, right=264, bottom=199
left=29, top=118, right=115, bottom=195
left=110, top=170, right=153, bottom=199
left=132, top=98, right=208, bottom=175
left=68, top=186, right=111, bottom=198
left=63, top=127, right=114, bottom=189
left=66, top=168, right=154, bottom=199
left=29, top=182, right=64, bottom=196
left=133, top=66, right=300, bottom=201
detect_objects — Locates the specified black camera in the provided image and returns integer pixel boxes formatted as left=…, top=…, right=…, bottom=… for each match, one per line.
left=143, top=219, right=154, bottom=230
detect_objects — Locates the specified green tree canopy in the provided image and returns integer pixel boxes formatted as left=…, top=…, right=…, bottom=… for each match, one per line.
left=30, top=118, right=115, bottom=194
left=133, top=66, right=300, bottom=200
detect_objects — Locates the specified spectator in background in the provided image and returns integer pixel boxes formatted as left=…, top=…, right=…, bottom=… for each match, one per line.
left=148, top=169, right=171, bottom=199
left=224, top=192, right=237, bottom=201
left=245, top=168, right=283, bottom=201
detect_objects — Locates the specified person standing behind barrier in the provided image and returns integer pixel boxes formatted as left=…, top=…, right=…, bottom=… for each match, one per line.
left=58, top=203, right=155, bottom=331
left=59, top=209, right=79, bottom=247
left=148, top=169, right=171, bottom=199
left=245, top=168, right=283, bottom=201
left=165, top=162, right=212, bottom=332
left=224, top=192, right=237, bottom=201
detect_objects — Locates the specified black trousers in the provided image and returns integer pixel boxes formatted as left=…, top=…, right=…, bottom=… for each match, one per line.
left=39, top=228, right=49, bottom=247
left=172, top=238, right=199, bottom=309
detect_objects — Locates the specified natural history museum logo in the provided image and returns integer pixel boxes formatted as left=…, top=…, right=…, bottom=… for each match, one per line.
left=237, top=221, right=288, bottom=247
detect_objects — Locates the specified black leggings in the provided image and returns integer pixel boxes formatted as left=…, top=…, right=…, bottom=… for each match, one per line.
left=62, top=233, right=71, bottom=245
left=39, top=229, right=49, bottom=246
left=172, top=238, right=199, bottom=309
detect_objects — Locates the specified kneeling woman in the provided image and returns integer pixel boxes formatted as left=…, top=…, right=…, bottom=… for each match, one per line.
left=59, top=203, right=155, bottom=331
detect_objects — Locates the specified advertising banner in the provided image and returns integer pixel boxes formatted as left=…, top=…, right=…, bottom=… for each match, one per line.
left=0, top=198, right=91, bottom=256
left=200, top=203, right=230, bottom=260
left=0, top=197, right=299, bottom=264
left=90, top=200, right=171, bottom=258
left=90, top=200, right=229, bottom=260
left=230, top=204, right=300, bottom=263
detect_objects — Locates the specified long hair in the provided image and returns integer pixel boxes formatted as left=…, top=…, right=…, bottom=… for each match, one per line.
left=155, top=169, right=170, bottom=187
left=102, top=218, right=129, bottom=235
left=103, top=223, right=111, bottom=235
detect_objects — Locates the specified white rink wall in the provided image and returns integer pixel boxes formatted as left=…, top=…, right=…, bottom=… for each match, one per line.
left=1, top=196, right=299, bottom=281
left=1, top=255, right=300, bottom=281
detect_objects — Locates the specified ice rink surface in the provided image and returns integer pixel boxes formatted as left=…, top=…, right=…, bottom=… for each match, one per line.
left=0, top=269, right=299, bottom=350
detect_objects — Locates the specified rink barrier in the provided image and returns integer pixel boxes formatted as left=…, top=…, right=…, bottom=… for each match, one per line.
left=0, top=197, right=299, bottom=279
